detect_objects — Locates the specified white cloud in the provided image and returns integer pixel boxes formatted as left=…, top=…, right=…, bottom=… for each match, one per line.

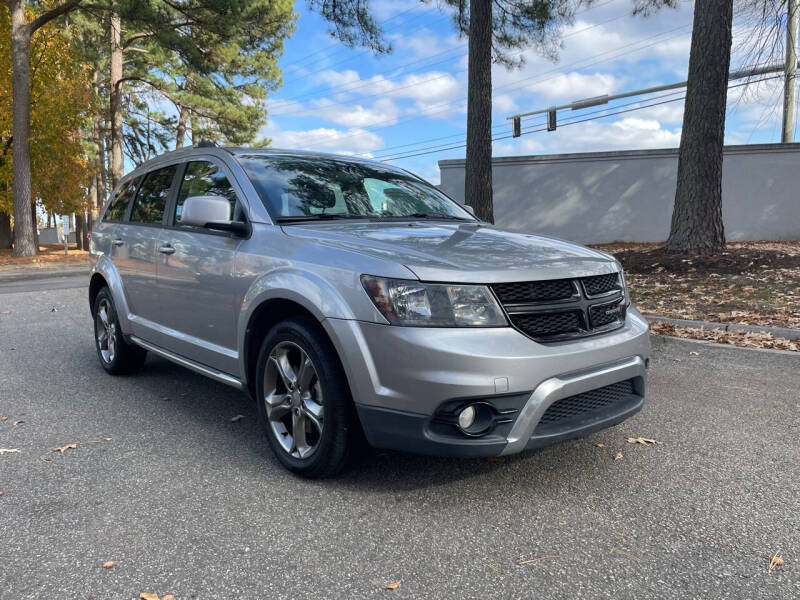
left=523, top=72, right=619, bottom=101
left=389, top=30, right=464, bottom=61
left=315, top=69, right=361, bottom=88
left=311, top=97, right=400, bottom=127
left=266, top=125, right=385, bottom=153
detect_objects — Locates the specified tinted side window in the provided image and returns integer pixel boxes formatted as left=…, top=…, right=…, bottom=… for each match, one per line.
left=104, top=179, right=138, bottom=222
left=174, top=161, right=238, bottom=226
left=130, top=165, right=177, bottom=225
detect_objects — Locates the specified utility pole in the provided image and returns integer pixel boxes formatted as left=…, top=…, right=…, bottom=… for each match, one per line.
left=783, top=0, right=799, bottom=143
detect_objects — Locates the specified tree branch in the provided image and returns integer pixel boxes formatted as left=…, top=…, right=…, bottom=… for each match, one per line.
left=29, top=0, right=84, bottom=33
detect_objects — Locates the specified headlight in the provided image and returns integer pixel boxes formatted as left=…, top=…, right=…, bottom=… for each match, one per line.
left=615, top=262, right=630, bottom=307
left=361, top=275, right=508, bottom=327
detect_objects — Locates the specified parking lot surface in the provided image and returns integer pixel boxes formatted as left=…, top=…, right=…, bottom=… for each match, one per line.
left=1, top=279, right=798, bottom=599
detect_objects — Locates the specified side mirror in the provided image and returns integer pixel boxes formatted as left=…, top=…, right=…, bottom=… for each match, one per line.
left=180, top=195, right=249, bottom=236
left=462, top=204, right=477, bottom=217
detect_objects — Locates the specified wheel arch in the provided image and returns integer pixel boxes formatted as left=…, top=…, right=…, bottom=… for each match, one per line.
left=90, top=257, right=133, bottom=334
left=89, top=272, right=108, bottom=316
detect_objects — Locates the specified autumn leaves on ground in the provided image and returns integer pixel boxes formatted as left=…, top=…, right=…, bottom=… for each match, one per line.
left=0, top=243, right=89, bottom=268
left=596, top=241, right=800, bottom=351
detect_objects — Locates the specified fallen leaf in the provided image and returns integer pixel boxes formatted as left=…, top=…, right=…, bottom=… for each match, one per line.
left=385, top=580, right=402, bottom=590
left=53, top=443, right=77, bottom=454
left=613, top=452, right=623, bottom=461
left=13, top=420, right=24, bottom=426
left=610, top=547, right=642, bottom=563
left=769, top=550, right=784, bottom=573
left=50, top=307, right=57, bottom=312
left=231, top=414, right=245, bottom=423
left=0, top=490, right=4, bottom=497
left=0, top=448, right=20, bottom=455
left=140, top=594, right=160, bottom=600
left=102, top=561, right=115, bottom=569
left=626, top=437, right=660, bottom=446
left=689, top=351, right=700, bottom=356
left=162, top=596, right=175, bottom=600
left=0, top=416, right=7, bottom=422
left=595, top=443, right=605, bottom=448
left=517, top=555, right=560, bottom=566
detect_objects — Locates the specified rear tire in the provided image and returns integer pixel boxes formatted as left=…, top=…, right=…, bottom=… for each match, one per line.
left=255, top=316, right=358, bottom=478
left=93, top=287, right=147, bottom=375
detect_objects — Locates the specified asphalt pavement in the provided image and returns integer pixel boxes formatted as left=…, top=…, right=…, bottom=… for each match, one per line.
left=1, top=276, right=798, bottom=599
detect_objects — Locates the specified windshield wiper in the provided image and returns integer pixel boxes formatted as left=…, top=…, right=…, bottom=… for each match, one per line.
left=276, top=214, right=364, bottom=223
left=403, top=213, right=473, bottom=221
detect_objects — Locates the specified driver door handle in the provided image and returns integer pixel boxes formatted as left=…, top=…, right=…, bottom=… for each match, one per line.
left=158, top=244, right=175, bottom=255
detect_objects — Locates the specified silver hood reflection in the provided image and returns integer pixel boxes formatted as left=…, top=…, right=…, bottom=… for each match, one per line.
left=281, top=221, right=618, bottom=283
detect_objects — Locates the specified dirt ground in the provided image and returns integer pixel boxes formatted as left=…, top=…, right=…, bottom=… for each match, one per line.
left=593, top=241, right=800, bottom=329
left=0, top=244, right=90, bottom=268
left=592, top=241, right=800, bottom=352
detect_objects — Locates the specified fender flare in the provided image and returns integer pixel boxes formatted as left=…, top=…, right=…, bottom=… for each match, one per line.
left=237, top=267, right=358, bottom=383
left=90, top=256, right=134, bottom=336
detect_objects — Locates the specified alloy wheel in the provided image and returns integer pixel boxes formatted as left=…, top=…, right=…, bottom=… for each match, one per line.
left=263, top=341, right=324, bottom=459
left=95, top=298, right=117, bottom=364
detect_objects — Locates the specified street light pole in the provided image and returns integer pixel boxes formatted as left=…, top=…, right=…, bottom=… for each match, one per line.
left=783, top=0, right=799, bottom=143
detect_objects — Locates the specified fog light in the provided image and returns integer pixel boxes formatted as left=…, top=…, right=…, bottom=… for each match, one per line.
left=457, top=405, right=476, bottom=430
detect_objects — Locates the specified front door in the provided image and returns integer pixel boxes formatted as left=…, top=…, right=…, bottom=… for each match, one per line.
left=156, top=159, right=247, bottom=375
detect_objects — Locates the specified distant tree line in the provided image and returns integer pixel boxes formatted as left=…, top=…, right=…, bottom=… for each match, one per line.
left=1, top=0, right=386, bottom=255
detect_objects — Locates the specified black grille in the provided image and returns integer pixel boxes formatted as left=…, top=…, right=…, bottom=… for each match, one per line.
left=510, top=311, right=583, bottom=338
left=589, top=301, right=624, bottom=329
left=492, top=279, right=574, bottom=303
left=582, top=273, right=619, bottom=296
left=491, top=272, right=626, bottom=342
left=537, top=379, right=636, bottom=428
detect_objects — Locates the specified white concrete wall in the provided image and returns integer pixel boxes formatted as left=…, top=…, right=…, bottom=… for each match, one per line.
left=438, top=143, right=800, bottom=243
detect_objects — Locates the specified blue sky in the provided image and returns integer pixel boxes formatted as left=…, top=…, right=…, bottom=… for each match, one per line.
left=264, top=0, right=795, bottom=184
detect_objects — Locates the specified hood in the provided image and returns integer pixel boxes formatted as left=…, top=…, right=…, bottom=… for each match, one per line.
left=281, top=221, right=617, bottom=283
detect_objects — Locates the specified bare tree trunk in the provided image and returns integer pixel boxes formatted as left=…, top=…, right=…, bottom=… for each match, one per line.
left=175, top=105, right=188, bottom=149
left=30, top=201, right=39, bottom=248
left=666, top=0, right=732, bottom=254
left=464, top=0, right=493, bottom=223
left=75, top=212, right=86, bottom=250
left=782, top=0, right=798, bottom=142
left=110, top=10, right=124, bottom=188
left=96, top=119, right=107, bottom=202
left=0, top=212, right=11, bottom=249
left=8, top=0, right=37, bottom=256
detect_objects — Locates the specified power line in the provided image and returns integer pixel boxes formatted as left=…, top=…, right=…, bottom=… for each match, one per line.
left=280, top=5, right=422, bottom=70
left=379, top=74, right=783, bottom=162
left=281, top=12, right=452, bottom=87
left=296, top=22, right=694, bottom=148
left=279, top=0, right=624, bottom=104
left=274, top=5, right=660, bottom=117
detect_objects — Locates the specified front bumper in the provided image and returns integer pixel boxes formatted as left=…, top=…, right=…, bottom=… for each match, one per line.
left=324, top=308, right=650, bottom=457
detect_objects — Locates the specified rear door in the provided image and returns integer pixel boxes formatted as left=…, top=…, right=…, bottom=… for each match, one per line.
left=155, top=158, right=248, bottom=374
left=94, top=177, right=139, bottom=263
left=114, top=164, right=180, bottom=342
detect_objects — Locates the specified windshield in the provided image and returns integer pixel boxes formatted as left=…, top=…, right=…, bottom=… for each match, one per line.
left=236, top=155, right=475, bottom=222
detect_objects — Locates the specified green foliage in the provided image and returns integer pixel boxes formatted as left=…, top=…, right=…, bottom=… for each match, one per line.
left=436, top=0, right=583, bottom=66
left=112, top=0, right=295, bottom=151
left=306, top=0, right=390, bottom=53
left=0, top=7, right=93, bottom=215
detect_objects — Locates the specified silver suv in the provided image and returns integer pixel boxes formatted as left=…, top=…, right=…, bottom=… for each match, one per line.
left=89, top=147, right=650, bottom=477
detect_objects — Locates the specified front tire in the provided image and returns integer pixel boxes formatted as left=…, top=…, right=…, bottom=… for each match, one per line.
left=255, top=316, right=358, bottom=478
left=93, top=287, right=146, bottom=375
